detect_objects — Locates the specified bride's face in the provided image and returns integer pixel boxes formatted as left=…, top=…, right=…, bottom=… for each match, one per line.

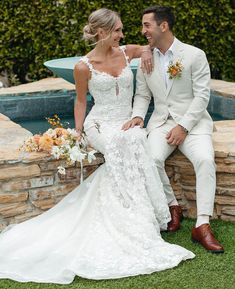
left=99, top=19, right=124, bottom=47
left=110, top=19, right=124, bottom=47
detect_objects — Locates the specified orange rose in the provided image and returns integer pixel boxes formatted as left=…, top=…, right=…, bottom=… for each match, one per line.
left=55, top=128, right=69, bottom=137
left=39, top=135, right=54, bottom=152
left=54, top=137, right=65, bottom=146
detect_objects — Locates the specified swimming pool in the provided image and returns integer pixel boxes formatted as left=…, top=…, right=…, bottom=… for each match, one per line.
left=16, top=112, right=228, bottom=135
left=13, top=92, right=233, bottom=134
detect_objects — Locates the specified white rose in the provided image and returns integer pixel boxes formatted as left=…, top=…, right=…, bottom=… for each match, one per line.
left=57, top=166, right=66, bottom=175
left=70, top=146, right=86, bottom=162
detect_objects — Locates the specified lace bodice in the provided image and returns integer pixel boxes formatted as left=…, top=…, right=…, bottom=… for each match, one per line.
left=80, top=47, right=134, bottom=129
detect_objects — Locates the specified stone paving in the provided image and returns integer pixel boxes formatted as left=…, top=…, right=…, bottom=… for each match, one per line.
left=0, top=78, right=75, bottom=96
left=210, top=79, right=235, bottom=99
left=0, top=77, right=234, bottom=99
left=0, top=114, right=32, bottom=163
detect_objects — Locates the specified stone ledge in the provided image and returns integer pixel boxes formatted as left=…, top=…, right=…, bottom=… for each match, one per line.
left=210, top=79, right=235, bottom=99
left=0, top=78, right=75, bottom=96
left=213, top=120, right=235, bottom=157
left=0, top=113, right=32, bottom=163
left=0, top=78, right=234, bottom=101
left=0, top=115, right=235, bottom=229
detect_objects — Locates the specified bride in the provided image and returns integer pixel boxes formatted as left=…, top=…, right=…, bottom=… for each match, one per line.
left=0, top=8, right=194, bottom=284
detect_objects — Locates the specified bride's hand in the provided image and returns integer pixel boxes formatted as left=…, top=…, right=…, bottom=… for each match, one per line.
left=141, top=47, right=153, bottom=74
left=122, top=117, right=144, bottom=131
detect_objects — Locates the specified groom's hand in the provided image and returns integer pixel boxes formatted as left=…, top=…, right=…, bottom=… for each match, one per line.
left=122, top=117, right=144, bottom=131
left=166, top=125, right=187, bottom=146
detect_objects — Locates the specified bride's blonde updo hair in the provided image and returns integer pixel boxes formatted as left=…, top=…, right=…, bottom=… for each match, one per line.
left=83, top=8, right=120, bottom=44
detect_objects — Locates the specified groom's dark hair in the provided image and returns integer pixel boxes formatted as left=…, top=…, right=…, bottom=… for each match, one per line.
left=142, top=6, right=175, bottom=31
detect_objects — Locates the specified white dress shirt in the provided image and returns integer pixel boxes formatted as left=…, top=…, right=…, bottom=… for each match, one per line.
left=155, top=37, right=177, bottom=88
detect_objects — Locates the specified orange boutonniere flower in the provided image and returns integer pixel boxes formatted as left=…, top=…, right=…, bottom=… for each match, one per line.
left=167, top=60, right=183, bottom=79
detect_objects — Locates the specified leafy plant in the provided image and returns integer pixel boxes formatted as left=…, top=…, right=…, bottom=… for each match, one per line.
left=0, top=0, right=234, bottom=84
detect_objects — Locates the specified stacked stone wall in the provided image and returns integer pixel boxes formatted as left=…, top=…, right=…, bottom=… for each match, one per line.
left=0, top=155, right=104, bottom=231
left=0, top=114, right=235, bottom=231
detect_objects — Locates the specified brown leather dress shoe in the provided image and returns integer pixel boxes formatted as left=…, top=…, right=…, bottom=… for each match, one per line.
left=167, top=205, right=183, bottom=232
left=192, top=224, right=224, bottom=253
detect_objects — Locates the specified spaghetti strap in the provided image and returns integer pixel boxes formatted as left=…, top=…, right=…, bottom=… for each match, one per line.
left=119, top=45, right=130, bottom=65
left=79, top=56, right=93, bottom=72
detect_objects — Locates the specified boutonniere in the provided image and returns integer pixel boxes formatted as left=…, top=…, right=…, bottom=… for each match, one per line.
left=167, top=60, right=183, bottom=79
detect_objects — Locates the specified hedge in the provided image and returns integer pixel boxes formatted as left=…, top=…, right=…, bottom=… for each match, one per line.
left=0, top=0, right=234, bottom=85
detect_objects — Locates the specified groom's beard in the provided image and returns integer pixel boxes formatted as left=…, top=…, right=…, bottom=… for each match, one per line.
left=144, top=34, right=158, bottom=48
left=150, top=39, right=164, bottom=50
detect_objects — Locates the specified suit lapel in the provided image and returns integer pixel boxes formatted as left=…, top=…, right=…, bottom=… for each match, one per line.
left=166, top=39, right=184, bottom=97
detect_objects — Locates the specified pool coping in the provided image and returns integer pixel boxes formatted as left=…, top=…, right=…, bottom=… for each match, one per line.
left=0, top=78, right=234, bottom=100
left=0, top=78, right=75, bottom=97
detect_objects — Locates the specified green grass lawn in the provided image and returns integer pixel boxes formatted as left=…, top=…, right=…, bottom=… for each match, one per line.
left=0, top=218, right=234, bottom=289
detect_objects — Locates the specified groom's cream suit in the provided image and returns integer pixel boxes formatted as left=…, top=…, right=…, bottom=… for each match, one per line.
left=132, top=38, right=216, bottom=216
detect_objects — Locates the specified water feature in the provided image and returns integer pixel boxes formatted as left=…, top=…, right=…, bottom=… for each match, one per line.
left=15, top=93, right=231, bottom=134
left=0, top=57, right=234, bottom=134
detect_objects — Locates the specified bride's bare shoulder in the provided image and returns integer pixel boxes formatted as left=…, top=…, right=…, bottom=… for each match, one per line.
left=74, top=58, right=91, bottom=80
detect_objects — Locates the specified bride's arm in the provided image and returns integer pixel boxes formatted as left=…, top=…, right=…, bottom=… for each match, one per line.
left=126, top=45, right=151, bottom=59
left=73, top=63, right=89, bottom=134
left=125, top=45, right=153, bottom=73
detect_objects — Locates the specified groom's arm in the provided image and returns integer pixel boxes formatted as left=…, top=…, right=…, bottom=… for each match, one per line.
left=132, top=64, right=152, bottom=120
left=122, top=64, right=152, bottom=130
left=178, top=49, right=211, bottom=132
left=125, top=45, right=153, bottom=74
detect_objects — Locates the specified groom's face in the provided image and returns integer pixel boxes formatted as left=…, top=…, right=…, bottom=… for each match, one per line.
left=142, top=13, right=162, bottom=47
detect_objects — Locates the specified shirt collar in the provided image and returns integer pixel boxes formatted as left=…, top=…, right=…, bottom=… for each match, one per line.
left=155, top=37, right=177, bottom=56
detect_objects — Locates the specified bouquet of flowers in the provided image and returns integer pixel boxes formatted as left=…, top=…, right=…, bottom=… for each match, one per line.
left=20, top=115, right=97, bottom=178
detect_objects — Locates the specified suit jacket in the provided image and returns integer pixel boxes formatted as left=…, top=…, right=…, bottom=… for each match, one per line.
left=132, top=38, right=213, bottom=135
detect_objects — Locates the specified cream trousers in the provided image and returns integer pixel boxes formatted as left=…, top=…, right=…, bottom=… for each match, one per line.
left=148, top=119, right=216, bottom=216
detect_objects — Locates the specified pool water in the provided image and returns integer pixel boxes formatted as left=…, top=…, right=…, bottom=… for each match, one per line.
left=1, top=79, right=234, bottom=135
left=19, top=116, right=75, bottom=134
left=18, top=111, right=227, bottom=135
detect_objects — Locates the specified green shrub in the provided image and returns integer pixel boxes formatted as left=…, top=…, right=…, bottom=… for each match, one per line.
left=0, top=0, right=234, bottom=85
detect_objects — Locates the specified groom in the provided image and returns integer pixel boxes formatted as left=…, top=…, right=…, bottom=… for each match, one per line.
left=123, top=6, right=224, bottom=253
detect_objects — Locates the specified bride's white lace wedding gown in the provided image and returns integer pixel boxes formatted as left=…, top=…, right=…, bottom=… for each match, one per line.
left=0, top=47, right=194, bottom=284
